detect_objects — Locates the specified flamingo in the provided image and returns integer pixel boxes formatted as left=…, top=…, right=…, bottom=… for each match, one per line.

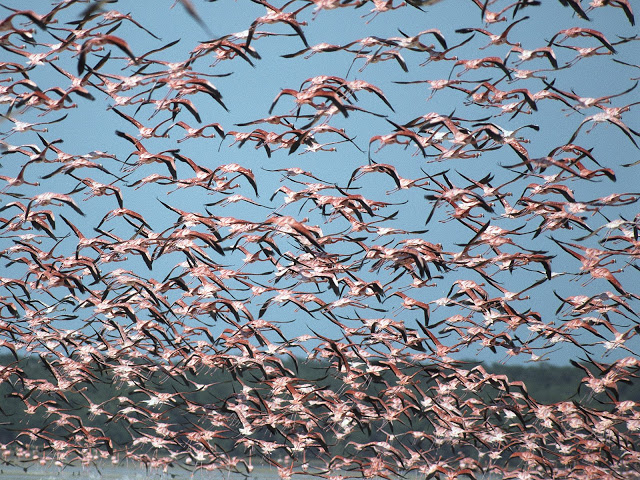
left=455, top=16, right=529, bottom=49
left=245, top=0, right=311, bottom=49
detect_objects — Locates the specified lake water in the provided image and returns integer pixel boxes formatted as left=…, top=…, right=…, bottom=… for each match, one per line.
left=0, top=464, right=325, bottom=480
left=0, top=464, right=259, bottom=480
left=0, top=463, right=504, bottom=480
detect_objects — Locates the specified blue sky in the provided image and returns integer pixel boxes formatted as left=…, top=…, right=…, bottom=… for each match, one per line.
left=1, top=0, right=639, bottom=366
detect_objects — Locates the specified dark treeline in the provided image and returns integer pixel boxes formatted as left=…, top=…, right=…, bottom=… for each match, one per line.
left=1, top=353, right=638, bottom=465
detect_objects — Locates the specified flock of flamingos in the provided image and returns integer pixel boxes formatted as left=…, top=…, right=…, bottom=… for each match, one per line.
left=1, top=0, right=640, bottom=478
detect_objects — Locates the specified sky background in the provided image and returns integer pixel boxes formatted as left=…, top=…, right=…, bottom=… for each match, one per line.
left=1, top=0, right=640, bottom=366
